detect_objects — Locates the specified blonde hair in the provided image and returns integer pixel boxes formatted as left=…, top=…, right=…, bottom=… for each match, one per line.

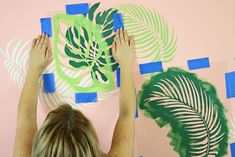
left=32, top=104, right=103, bottom=157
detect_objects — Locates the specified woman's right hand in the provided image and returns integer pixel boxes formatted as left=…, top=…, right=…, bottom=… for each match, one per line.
left=112, top=28, right=134, bottom=68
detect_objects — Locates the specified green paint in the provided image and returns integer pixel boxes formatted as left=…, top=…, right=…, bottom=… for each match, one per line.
left=117, top=4, right=177, bottom=62
left=138, top=67, right=228, bottom=157
left=52, top=2, right=118, bottom=92
left=52, top=2, right=178, bottom=93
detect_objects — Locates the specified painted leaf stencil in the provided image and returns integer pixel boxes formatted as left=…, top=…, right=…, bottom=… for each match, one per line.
left=0, top=39, right=79, bottom=110
left=138, top=68, right=228, bottom=157
left=117, top=4, right=177, bottom=62
left=0, top=38, right=114, bottom=110
left=0, top=3, right=121, bottom=110
left=53, top=2, right=118, bottom=93
left=0, top=39, right=30, bottom=89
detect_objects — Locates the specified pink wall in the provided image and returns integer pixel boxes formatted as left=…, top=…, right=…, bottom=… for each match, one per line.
left=0, top=0, right=235, bottom=156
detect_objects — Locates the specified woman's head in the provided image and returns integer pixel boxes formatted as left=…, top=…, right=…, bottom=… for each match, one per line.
left=32, top=104, right=102, bottom=157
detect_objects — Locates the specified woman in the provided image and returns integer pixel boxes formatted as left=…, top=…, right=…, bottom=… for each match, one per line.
left=13, top=28, right=136, bottom=157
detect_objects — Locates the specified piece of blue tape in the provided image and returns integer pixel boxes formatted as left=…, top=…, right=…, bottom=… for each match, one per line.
left=116, top=67, right=120, bottom=87
left=75, top=93, right=97, bottom=103
left=187, top=57, right=210, bottom=70
left=134, top=91, right=139, bottom=118
left=113, top=13, right=124, bottom=32
left=231, top=143, right=235, bottom=157
left=40, top=18, right=52, bottom=37
left=66, top=3, right=89, bottom=15
left=135, top=103, right=139, bottom=118
left=139, top=61, right=163, bottom=75
left=43, top=73, right=56, bottom=93
left=225, top=71, right=235, bottom=98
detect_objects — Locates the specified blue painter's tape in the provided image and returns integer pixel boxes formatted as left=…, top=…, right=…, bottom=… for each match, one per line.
left=40, top=18, right=52, bottom=37
left=135, top=103, right=139, bottom=118
left=66, top=3, right=89, bottom=15
left=75, top=93, right=97, bottom=103
left=231, top=143, right=235, bottom=157
left=113, top=13, right=124, bottom=32
left=187, top=57, right=210, bottom=70
left=225, top=71, right=235, bottom=98
left=139, top=61, right=163, bottom=75
left=116, top=67, right=120, bottom=87
left=43, top=73, right=55, bottom=93
left=135, top=92, right=139, bottom=118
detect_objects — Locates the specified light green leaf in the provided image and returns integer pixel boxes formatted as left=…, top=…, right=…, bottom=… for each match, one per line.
left=117, top=4, right=177, bottom=62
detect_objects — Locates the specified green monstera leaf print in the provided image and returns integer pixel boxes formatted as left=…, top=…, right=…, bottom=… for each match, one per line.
left=138, top=68, right=228, bottom=157
left=52, top=2, right=118, bottom=92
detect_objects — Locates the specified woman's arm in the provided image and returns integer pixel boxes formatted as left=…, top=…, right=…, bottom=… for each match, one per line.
left=108, top=29, right=136, bottom=157
left=13, top=34, right=52, bottom=156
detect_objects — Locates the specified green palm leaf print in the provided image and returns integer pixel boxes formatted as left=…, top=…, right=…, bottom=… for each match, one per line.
left=138, top=68, right=228, bottom=157
left=117, top=4, right=177, bottom=62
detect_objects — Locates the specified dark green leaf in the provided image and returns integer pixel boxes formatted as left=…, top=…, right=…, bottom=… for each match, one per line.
left=89, top=2, right=100, bottom=21
left=64, top=45, right=83, bottom=59
left=65, top=27, right=73, bottom=43
left=92, top=64, right=98, bottom=71
left=138, top=67, right=229, bottom=157
left=103, top=22, right=113, bottom=32
left=97, top=69, right=108, bottom=82
left=96, top=11, right=108, bottom=25
left=69, top=60, right=89, bottom=68
left=82, top=27, right=89, bottom=42
left=74, top=27, right=79, bottom=39
left=80, top=35, right=87, bottom=50
left=97, top=55, right=106, bottom=67
left=65, top=27, right=79, bottom=49
left=103, top=29, right=113, bottom=38
left=105, top=35, right=115, bottom=45
left=80, top=46, right=86, bottom=54
left=111, top=62, right=119, bottom=71
left=105, top=8, right=117, bottom=25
